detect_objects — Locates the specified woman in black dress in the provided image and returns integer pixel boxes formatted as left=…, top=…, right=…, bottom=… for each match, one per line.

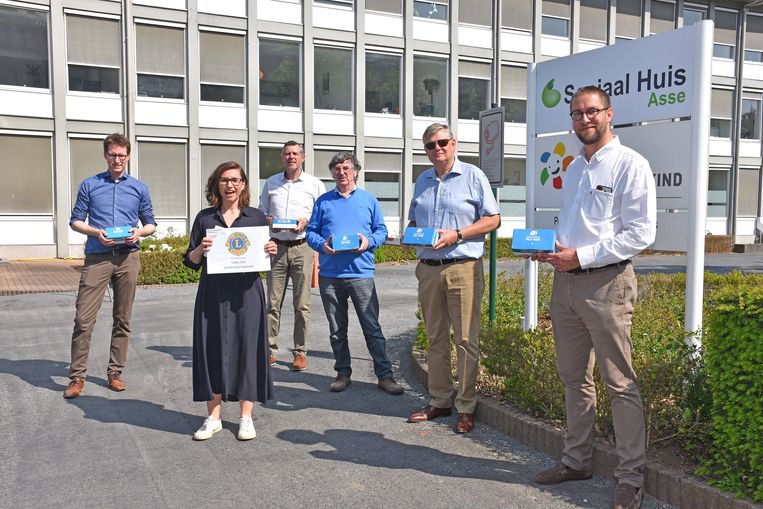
left=184, top=161, right=277, bottom=441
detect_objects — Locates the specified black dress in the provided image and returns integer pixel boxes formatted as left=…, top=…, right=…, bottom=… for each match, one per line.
left=184, top=206, right=273, bottom=403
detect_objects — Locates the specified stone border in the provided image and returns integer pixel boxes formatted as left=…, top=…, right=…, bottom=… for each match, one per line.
left=410, top=349, right=762, bottom=509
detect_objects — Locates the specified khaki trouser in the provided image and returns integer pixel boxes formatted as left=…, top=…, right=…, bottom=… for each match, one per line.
left=69, top=250, right=140, bottom=379
left=266, top=241, right=314, bottom=354
left=416, top=259, right=484, bottom=413
left=551, top=262, right=646, bottom=488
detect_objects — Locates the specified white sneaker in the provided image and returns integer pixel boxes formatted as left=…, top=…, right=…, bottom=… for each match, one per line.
left=237, top=416, right=256, bottom=441
left=193, top=416, right=222, bottom=441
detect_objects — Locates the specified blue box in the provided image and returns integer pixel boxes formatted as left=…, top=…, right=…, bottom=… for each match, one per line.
left=332, top=232, right=360, bottom=251
left=402, top=226, right=438, bottom=247
left=104, top=226, right=132, bottom=245
left=272, top=218, right=298, bottom=229
left=511, top=229, right=556, bottom=254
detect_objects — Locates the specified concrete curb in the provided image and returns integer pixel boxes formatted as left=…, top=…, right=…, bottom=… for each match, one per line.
left=410, top=349, right=762, bottom=509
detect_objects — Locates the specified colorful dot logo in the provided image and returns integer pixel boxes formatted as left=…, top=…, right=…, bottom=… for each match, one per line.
left=540, top=142, right=574, bottom=190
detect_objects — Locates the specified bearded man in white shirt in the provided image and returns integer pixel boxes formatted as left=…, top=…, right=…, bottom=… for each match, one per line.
left=532, top=86, right=656, bottom=509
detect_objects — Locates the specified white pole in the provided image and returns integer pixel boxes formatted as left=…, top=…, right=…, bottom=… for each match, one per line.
left=524, top=63, right=538, bottom=331
left=685, top=21, right=713, bottom=349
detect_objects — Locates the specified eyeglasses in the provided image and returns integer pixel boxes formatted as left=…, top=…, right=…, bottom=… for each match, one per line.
left=219, top=177, right=244, bottom=186
left=331, top=166, right=355, bottom=173
left=424, top=138, right=452, bottom=151
left=569, top=107, right=609, bottom=121
left=106, top=153, right=129, bottom=160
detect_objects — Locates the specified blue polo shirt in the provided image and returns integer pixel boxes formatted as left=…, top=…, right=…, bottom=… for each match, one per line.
left=408, top=159, right=499, bottom=260
left=306, top=187, right=388, bottom=278
left=70, top=170, right=156, bottom=255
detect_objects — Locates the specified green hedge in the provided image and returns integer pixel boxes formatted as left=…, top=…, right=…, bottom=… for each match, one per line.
left=701, top=283, right=763, bottom=501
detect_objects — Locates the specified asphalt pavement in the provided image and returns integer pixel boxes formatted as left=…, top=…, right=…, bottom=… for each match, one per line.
left=3, top=254, right=760, bottom=508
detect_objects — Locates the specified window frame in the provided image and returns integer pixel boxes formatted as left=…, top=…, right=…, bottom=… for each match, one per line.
left=0, top=3, right=51, bottom=90
left=199, top=28, right=246, bottom=105
left=135, top=22, right=186, bottom=101
left=365, top=51, right=402, bottom=115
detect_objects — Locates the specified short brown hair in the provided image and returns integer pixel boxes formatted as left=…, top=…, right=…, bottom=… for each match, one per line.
left=103, top=133, right=131, bottom=155
left=281, top=140, right=304, bottom=156
left=570, top=86, right=611, bottom=110
left=205, top=161, right=250, bottom=208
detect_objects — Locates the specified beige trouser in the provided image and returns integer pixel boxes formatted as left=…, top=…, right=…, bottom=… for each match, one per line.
left=551, top=262, right=646, bottom=488
left=416, top=259, right=484, bottom=413
left=69, top=250, right=140, bottom=379
left=266, top=241, right=314, bottom=354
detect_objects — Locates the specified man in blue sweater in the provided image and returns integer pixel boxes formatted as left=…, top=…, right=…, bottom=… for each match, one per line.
left=306, top=152, right=403, bottom=395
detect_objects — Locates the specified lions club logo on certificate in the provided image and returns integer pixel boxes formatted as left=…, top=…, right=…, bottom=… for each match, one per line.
left=225, top=231, right=250, bottom=256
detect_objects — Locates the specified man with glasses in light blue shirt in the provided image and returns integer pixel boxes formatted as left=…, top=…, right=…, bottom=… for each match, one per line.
left=64, top=133, right=156, bottom=399
left=406, top=123, right=500, bottom=434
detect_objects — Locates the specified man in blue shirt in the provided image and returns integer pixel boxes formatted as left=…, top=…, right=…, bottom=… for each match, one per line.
left=406, top=123, right=500, bottom=433
left=64, top=133, right=156, bottom=399
left=306, top=152, right=403, bottom=395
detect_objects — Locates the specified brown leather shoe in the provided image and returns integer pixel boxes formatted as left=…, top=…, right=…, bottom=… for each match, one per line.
left=534, top=463, right=593, bottom=485
left=612, top=484, right=643, bottom=509
left=455, top=412, right=474, bottom=433
left=63, top=377, right=85, bottom=399
left=107, top=372, right=127, bottom=392
left=407, top=405, right=452, bottom=422
left=291, top=352, right=307, bottom=371
left=269, top=353, right=277, bottom=366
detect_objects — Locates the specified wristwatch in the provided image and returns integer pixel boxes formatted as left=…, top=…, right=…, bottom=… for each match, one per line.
left=456, top=229, right=463, bottom=243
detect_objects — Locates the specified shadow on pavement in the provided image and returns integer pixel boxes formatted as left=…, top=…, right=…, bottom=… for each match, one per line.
left=0, top=357, right=72, bottom=392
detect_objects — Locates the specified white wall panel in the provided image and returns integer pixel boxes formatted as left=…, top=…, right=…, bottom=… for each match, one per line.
left=313, top=110, right=354, bottom=135
left=712, top=58, right=736, bottom=78
left=365, top=114, right=403, bottom=138
left=413, top=19, right=449, bottom=43
left=0, top=89, right=52, bottom=118
left=709, top=137, right=733, bottom=156
left=257, top=0, right=302, bottom=24
left=739, top=139, right=761, bottom=158
left=133, top=0, right=186, bottom=10
left=66, top=95, right=123, bottom=122
left=501, top=30, right=533, bottom=54
left=0, top=218, right=55, bottom=245
left=198, top=0, right=245, bottom=17
left=458, top=25, right=492, bottom=48
left=199, top=104, right=246, bottom=129
left=457, top=119, right=479, bottom=142
left=258, top=107, right=303, bottom=132
left=541, top=36, right=570, bottom=57
left=313, top=4, right=354, bottom=30
left=366, top=11, right=403, bottom=37
left=135, top=99, right=187, bottom=126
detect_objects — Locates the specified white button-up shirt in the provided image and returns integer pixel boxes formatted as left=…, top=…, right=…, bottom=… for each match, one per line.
left=558, top=136, right=656, bottom=269
left=259, top=170, right=325, bottom=241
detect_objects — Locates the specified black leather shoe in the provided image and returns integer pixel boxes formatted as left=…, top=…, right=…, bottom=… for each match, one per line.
left=329, top=375, right=351, bottom=392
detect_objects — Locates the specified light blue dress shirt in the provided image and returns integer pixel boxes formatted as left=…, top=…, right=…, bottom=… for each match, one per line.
left=408, top=159, right=499, bottom=260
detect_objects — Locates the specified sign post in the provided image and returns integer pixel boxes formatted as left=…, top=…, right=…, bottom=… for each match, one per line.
left=525, top=21, right=713, bottom=348
left=479, top=107, right=504, bottom=326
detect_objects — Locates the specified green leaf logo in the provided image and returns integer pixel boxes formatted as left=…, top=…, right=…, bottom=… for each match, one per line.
left=542, top=79, right=562, bottom=108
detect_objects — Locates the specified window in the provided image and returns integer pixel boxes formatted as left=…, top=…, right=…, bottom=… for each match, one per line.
left=136, top=24, right=185, bottom=99
left=714, top=10, right=737, bottom=60
left=500, top=158, right=526, bottom=216
left=69, top=138, right=105, bottom=208
left=683, top=5, right=705, bottom=26
left=707, top=169, right=728, bottom=218
left=579, top=0, right=607, bottom=42
left=366, top=0, right=402, bottom=14
left=459, top=0, right=491, bottom=26
left=314, top=46, right=353, bottom=111
left=66, top=15, right=121, bottom=94
left=414, top=1, right=448, bottom=21
left=458, top=61, right=490, bottom=120
left=710, top=88, right=733, bottom=138
left=0, top=134, right=52, bottom=214
left=412, top=153, right=431, bottom=182
left=413, top=55, right=448, bottom=117
left=738, top=168, right=760, bottom=216
left=616, top=0, right=641, bottom=41
left=650, top=1, right=675, bottom=34
left=258, top=146, right=284, bottom=192
left=200, top=31, right=245, bottom=103
left=137, top=141, right=186, bottom=217
left=313, top=149, right=345, bottom=189
left=202, top=143, right=246, bottom=203
left=259, top=39, right=300, bottom=107
left=0, top=5, right=49, bottom=89
left=502, top=0, right=532, bottom=31
left=366, top=53, right=401, bottom=114
left=501, top=65, right=527, bottom=123
left=745, top=14, right=763, bottom=63
left=315, top=0, right=353, bottom=6
left=542, top=0, right=570, bottom=37
left=365, top=152, right=402, bottom=216
left=741, top=96, right=761, bottom=140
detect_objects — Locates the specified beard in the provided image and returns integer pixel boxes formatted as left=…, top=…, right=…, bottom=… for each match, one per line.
left=574, top=122, right=608, bottom=146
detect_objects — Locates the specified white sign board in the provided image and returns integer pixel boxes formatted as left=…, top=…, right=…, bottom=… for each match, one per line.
left=535, top=26, right=696, bottom=134
left=206, top=226, right=271, bottom=274
left=479, top=107, right=505, bottom=187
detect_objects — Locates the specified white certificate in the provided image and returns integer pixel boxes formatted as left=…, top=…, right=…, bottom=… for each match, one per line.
left=205, top=226, right=271, bottom=274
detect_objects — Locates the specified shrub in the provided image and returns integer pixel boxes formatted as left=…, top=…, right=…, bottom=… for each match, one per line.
left=701, top=283, right=763, bottom=502
left=138, top=233, right=198, bottom=285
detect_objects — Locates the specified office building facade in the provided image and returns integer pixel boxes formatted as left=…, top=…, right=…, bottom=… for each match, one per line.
left=0, top=0, right=761, bottom=258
